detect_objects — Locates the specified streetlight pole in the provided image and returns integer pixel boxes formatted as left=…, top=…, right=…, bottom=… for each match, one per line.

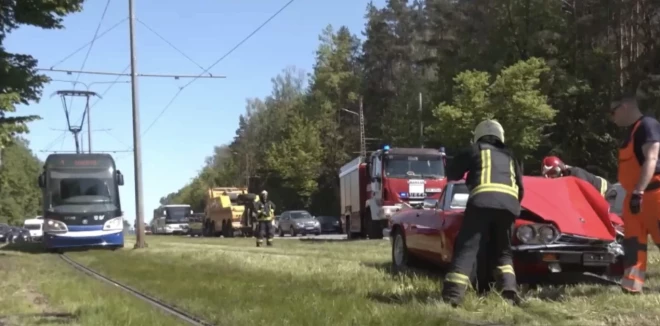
left=128, top=0, right=146, bottom=249
left=341, top=99, right=366, bottom=159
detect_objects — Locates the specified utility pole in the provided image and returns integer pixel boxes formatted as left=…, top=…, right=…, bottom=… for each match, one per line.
left=129, top=0, right=147, bottom=249
left=358, top=97, right=366, bottom=159
left=419, top=92, right=423, bottom=148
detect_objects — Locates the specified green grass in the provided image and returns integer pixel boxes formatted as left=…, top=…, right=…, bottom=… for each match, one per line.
left=57, top=235, right=660, bottom=325
left=0, top=245, right=184, bottom=326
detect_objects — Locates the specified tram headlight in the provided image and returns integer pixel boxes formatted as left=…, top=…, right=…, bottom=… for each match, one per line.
left=43, top=219, right=68, bottom=234
left=103, top=217, right=123, bottom=231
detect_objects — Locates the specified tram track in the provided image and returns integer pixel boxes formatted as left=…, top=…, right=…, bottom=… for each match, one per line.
left=59, top=254, right=216, bottom=326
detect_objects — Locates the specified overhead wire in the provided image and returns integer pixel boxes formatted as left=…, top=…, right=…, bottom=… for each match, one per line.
left=136, top=18, right=207, bottom=73
left=68, top=0, right=113, bottom=114
left=41, top=131, right=67, bottom=152
left=47, top=18, right=127, bottom=70
left=139, top=0, right=296, bottom=138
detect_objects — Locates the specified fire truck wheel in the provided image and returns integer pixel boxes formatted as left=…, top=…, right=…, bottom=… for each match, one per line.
left=367, top=215, right=384, bottom=240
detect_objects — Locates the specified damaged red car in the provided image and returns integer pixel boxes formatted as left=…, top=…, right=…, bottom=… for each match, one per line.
left=388, top=176, right=624, bottom=285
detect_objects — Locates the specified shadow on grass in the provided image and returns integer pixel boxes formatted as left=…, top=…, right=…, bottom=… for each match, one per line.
left=0, top=312, right=78, bottom=325
left=0, top=242, right=118, bottom=255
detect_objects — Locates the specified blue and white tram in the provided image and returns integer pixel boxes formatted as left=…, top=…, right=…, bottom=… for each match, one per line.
left=38, top=154, right=126, bottom=251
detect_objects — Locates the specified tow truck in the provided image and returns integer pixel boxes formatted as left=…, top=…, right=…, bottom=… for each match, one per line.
left=339, top=145, right=447, bottom=240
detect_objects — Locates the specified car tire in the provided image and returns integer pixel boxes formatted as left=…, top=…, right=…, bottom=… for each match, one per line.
left=290, top=227, right=296, bottom=237
left=391, top=229, right=421, bottom=274
left=279, top=227, right=284, bottom=237
left=314, top=232, right=320, bottom=236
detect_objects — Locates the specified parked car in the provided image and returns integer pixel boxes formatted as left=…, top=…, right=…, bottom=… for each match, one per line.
left=7, top=227, right=30, bottom=243
left=0, top=223, right=10, bottom=243
left=388, top=176, right=624, bottom=289
left=278, top=210, right=321, bottom=236
left=316, top=216, right=342, bottom=234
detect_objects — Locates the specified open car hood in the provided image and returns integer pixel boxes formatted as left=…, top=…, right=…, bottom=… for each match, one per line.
left=521, top=176, right=616, bottom=240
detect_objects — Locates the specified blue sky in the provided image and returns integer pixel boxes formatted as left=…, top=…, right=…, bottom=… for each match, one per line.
left=5, top=0, right=384, bottom=226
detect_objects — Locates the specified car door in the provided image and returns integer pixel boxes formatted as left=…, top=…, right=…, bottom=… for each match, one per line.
left=279, top=212, right=290, bottom=231
left=439, top=183, right=470, bottom=263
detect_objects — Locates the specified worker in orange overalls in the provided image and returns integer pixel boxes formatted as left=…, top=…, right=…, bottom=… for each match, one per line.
left=611, top=92, right=660, bottom=293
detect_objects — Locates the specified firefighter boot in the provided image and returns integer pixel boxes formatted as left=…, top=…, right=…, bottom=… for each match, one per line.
left=266, top=238, right=273, bottom=247
left=256, top=239, right=263, bottom=247
left=441, top=272, right=471, bottom=307
left=496, top=265, right=521, bottom=306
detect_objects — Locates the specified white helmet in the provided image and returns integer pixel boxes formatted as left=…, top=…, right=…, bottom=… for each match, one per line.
left=260, top=190, right=268, bottom=196
left=473, top=119, right=505, bottom=143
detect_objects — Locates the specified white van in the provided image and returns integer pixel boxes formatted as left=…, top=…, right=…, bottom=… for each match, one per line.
left=23, top=218, right=44, bottom=241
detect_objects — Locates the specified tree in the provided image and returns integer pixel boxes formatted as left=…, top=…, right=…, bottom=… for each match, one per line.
left=0, top=0, right=84, bottom=149
left=0, top=138, right=42, bottom=225
left=429, top=58, right=556, bottom=159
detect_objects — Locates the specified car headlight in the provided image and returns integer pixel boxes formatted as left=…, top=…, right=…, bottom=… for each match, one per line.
left=103, top=217, right=123, bottom=231
left=538, top=225, right=557, bottom=244
left=516, top=225, right=535, bottom=243
left=44, top=219, right=68, bottom=233
left=296, top=222, right=303, bottom=227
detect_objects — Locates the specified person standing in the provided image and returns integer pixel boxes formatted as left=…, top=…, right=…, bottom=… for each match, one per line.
left=254, top=190, right=276, bottom=247
left=611, top=93, right=660, bottom=293
left=441, top=120, right=524, bottom=306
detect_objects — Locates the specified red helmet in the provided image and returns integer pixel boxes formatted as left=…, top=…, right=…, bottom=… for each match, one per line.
left=542, top=156, right=565, bottom=178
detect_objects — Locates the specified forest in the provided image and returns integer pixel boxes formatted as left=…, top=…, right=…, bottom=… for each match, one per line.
left=160, top=0, right=660, bottom=215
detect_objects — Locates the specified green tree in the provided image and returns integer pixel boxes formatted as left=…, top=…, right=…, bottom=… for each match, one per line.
left=0, top=0, right=84, bottom=148
left=429, top=58, right=556, bottom=158
left=0, top=138, right=42, bottom=225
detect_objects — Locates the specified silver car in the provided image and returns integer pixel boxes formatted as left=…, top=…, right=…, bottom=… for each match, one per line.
left=277, top=210, right=320, bottom=236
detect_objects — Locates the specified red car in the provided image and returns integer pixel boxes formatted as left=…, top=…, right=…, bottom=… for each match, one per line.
left=389, top=176, right=624, bottom=286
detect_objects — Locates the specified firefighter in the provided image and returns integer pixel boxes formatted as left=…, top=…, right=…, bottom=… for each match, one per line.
left=441, top=119, right=524, bottom=306
left=611, top=93, right=660, bottom=294
left=542, top=156, right=613, bottom=198
left=254, top=190, right=276, bottom=247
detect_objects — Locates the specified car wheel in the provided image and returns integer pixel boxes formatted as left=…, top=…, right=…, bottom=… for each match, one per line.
left=279, top=227, right=284, bottom=237
left=315, top=232, right=320, bottom=236
left=290, top=227, right=296, bottom=237
left=391, top=229, right=417, bottom=274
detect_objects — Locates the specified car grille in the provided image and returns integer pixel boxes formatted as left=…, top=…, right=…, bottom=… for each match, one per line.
left=305, top=222, right=316, bottom=227
left=556, top=234, right=611, bottom=246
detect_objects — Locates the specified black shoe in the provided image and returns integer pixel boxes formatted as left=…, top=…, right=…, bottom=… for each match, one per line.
left=502, top=290, right=521, bottom=306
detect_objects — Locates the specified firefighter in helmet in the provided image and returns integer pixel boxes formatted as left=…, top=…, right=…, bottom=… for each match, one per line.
left=441, top=119, right=524, bottom=306
left=254, top=190, right=276, bottom=247
left=542, top=156, right=613, bottom=198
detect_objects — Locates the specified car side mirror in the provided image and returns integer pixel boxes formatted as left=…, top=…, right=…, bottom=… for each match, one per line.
left=38, top=173, right=45, bottom=188
left=422, top=198, right=438, bottom=209
left=116, top=171, right=125, bottom=186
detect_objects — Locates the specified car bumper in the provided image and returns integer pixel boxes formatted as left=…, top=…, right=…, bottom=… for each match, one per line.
left=44, top=231, right=124, bottom=248
left=512, top=243, right=619, bottom=270
left=294, top=227, right=321, bottom=234
left=320, top=226, right=342, bottom=233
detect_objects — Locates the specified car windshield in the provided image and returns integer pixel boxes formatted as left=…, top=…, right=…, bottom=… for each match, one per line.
left=48, top=169, right=117, bottom=210
left=384, top=155, right=445, bottom=179
left=449, top=184, right=470, bottom=208
left=165, top=207, right=191, bottom=223
left=290, top=212, right=312, bottom=219
left=23, top=224, right=41, bottom=230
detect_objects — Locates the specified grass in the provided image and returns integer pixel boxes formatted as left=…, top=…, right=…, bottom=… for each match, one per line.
left=45, top=235, right=660, bottom=326
left=0, top=245, right=184, bottom=326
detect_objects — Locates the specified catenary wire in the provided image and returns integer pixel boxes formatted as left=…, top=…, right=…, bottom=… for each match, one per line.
left=47, top=18, right=127, bottom=69
left=68, top=0, right=113, bottom=114
left=136, top=18, right=207, bottom=73
left=139, top=0, right=296, bottom=138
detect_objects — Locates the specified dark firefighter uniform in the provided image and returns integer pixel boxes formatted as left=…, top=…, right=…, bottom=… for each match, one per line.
left=441, top=141, right=524, bottom=305
left=255, top=196, right=276, bottom=247
left=564, top=166, right=612, bottom=198
left=618, top=116, right=660, bottom=293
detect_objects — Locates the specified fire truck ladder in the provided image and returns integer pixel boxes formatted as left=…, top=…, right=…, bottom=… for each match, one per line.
left=52, top=90, right=100, bottom=154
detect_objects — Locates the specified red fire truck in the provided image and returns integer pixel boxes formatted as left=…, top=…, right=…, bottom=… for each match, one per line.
left=339, top=146, right=447, bottom=239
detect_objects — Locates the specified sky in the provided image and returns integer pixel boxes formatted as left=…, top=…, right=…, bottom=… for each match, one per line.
left=5, top=0, right=385, bottom=226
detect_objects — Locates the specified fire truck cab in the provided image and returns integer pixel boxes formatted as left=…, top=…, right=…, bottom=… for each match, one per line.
left=339, top=146, right=447, bottom=240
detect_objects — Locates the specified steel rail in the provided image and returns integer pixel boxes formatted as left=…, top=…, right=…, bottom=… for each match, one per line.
left=59, top=254, right=215, bottom=326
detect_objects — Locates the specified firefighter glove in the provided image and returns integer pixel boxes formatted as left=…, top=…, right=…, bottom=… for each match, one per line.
left=629, top=192, right=642, bottom=214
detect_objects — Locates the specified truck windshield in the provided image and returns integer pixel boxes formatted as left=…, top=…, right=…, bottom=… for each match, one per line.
left=165, top=207, right=191, bottom=223
left=48, top=169, right=117, bottom=211
left=384, top=155, right=444, bottom=179
left=23, top=224, right=41, bottom=230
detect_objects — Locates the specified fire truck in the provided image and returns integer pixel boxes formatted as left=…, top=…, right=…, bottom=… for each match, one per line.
left=339, top=146, right=447, bottom=240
